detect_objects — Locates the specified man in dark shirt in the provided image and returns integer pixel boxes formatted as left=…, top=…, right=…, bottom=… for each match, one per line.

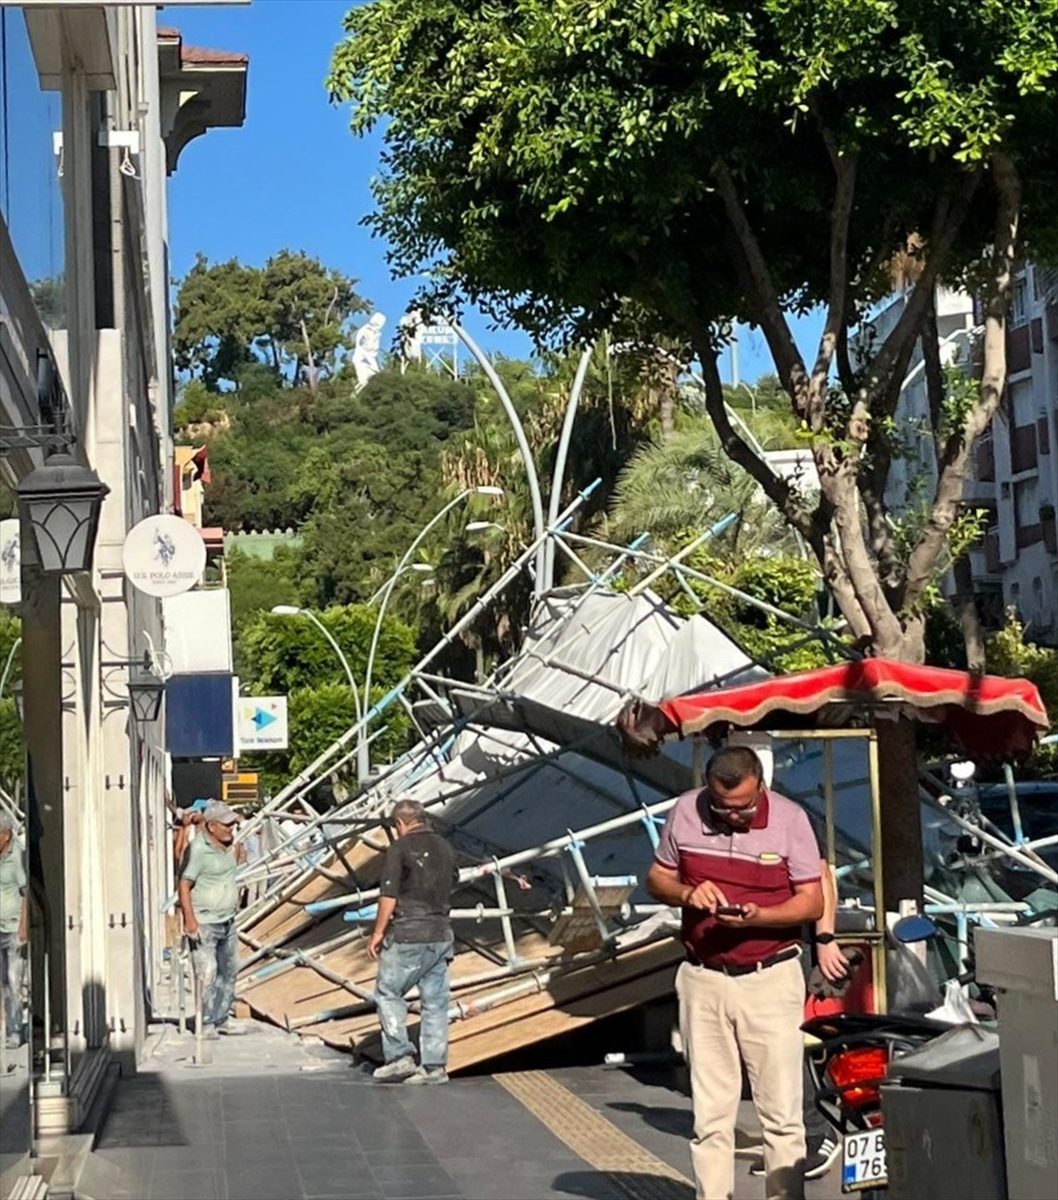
left=369, top=799, right=458, bottom=1084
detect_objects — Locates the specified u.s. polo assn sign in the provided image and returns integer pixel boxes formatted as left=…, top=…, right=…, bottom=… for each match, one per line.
left=122, top=514, right=206, bottom=598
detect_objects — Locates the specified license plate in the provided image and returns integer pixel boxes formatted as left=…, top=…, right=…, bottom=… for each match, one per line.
left=842, top=1129, right=887, bottom=1192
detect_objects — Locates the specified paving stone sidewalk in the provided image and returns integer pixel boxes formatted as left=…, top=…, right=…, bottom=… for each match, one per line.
left=87, top=1021, right=843, bottom=1200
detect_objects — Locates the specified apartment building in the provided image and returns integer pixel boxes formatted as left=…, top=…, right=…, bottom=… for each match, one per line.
left=971, top=265, right=1058, bottom=644
left=879, top=274, right=1058, bottom=645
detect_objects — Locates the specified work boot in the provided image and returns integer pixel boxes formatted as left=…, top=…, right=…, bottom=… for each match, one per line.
left=405, top=1066, right=448, bottom=1086
left=372, top=1054, right=417, bottom=1082
left=217, top=1019, right=249, bottom=1036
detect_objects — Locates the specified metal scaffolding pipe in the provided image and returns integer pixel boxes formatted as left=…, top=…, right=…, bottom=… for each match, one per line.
left=305, top=793, right=680, bottom=917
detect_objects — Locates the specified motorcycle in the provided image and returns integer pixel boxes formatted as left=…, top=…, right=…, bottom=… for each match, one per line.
left=802, top=914, right=956, bottom=1197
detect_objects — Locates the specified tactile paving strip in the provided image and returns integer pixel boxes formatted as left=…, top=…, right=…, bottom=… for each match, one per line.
left=496, top=1070, right=695, bottom=1200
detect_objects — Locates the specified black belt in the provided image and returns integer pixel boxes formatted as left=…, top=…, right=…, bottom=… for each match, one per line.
left=686, top=945, right=801, bottom=977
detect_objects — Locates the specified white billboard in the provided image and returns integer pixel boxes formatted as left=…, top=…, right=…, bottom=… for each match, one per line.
left=162, top=589, right=233, bottom=674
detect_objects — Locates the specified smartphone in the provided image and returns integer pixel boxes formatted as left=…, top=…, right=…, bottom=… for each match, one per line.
left=714, top=904, right=746, bottom=917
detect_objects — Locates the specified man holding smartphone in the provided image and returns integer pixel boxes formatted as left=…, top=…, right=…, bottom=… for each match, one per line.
left=647, top=746, right=823, bottom=1200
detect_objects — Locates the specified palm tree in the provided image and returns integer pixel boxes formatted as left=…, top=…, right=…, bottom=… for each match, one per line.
left=609, top=419, right=800, bottom=561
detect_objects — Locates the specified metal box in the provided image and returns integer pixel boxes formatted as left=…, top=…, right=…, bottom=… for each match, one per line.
left=976, top=927, right=1058, bottom=1200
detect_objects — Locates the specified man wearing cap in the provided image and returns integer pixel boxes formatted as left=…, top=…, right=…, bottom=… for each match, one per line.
left=0, top=812, right=27, bottom=1048
left=178, top=800, right=243, bottom=1039
left=647, top=746, right=823, bottom=1200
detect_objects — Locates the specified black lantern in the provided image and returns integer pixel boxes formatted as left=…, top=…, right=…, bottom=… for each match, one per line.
left=127, top=673, right=164, bottom=724
left=15, top=453, right=109, bottom=574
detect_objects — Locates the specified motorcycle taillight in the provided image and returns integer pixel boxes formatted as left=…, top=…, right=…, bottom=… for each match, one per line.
left=825, top=1046, right=889, bottom=1111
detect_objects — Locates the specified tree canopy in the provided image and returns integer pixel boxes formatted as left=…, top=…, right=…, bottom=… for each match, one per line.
left=330, top=0, right=1058, bottom=663
left=173, top=250, right=370, bottom=390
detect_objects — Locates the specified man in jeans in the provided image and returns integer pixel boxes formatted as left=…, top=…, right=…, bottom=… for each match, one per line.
left=0, top=812, right=27, bottom=1048
left=178, top=800, right=243, bottom=1039
left=648, top=746, right=823, bottom=1200
left=369, top=799, right=458, bottom=1085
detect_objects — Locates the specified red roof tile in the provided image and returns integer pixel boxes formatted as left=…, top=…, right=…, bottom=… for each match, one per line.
left=181, top=45, right=249, bottom=67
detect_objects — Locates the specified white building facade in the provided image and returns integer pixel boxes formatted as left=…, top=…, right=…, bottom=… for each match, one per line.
left=0, top=1, right=245, bottom=1177
left=879, top=276, right=1058, bottom=646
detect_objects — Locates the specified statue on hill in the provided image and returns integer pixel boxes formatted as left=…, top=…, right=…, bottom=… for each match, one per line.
left=353, top=312, right=386, bottom=392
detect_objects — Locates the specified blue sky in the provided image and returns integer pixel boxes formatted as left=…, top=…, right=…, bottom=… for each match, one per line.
left=166, top=0, right=821, bottom=379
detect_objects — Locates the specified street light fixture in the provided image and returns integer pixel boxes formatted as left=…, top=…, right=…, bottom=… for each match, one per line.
left=14, top=453, right=109, bottom=574
left=466, top=521, right=503, bottom=533
left=360, top=486, right=504, bottom=781
left=366, top=563, right=434, bottom=606
left=269, top=606, right=363, bottom=724
left=126, top=673, right=165, bottom=723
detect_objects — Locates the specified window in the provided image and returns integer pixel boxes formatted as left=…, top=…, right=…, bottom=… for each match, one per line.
left=1010, top=276, right=1029, bottom=326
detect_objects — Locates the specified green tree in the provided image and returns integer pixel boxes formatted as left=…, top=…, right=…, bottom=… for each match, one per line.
left=237, top=606, right=417, bottom=798
left=330, top=0, right=1058, bottom=667
left=609, top=418, right=799, bottom=557
left=173, top=253, right=269, bottom=388
left=238, top=604, right=415, bottom=696
left=0, top=612, right=22, bottom=802
left=173, top=251, right=368, bottom=390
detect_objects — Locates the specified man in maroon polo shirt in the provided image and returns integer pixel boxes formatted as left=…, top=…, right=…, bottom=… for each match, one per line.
left=648, top=745, right=823, bottom=1200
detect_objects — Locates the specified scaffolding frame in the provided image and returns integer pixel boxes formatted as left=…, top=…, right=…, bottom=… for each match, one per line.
left=220, top=502, right=1054, bottom=1046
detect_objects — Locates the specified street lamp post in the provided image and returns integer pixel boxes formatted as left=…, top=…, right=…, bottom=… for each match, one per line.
left=269, top=607, right=365, bottom=729
left=360, top=486, right=502, bottom=781
left=366, top=562, right=433, bottom=607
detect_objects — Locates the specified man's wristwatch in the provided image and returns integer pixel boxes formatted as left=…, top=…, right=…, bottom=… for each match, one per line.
left=814, top=932, right=836, bottom=945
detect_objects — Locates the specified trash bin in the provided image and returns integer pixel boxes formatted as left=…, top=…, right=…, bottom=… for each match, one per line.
left=881, top=1023, right=1006, bottom=1200
left=976, top=927, right=1058, bottom=1200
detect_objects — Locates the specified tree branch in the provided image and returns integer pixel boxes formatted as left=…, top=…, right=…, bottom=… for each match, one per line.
left=862, top=173, right=981, bottom=405
left=712, top=159, right=811, bottom=415
left=807, top=151, right=858, bottom=432
left=691, top=333, right=814, bottom=542
left=902, top=152, right=1021, bottom=610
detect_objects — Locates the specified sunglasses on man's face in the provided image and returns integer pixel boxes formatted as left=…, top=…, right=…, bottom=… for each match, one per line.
left=707, top=788, right=764, bottom=820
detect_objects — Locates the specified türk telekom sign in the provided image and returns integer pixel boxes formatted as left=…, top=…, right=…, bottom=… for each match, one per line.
left=122, top=514, right=206, bottom=598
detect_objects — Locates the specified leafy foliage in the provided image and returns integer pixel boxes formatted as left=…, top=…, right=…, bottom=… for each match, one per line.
left=330, top=0, right=1058, bottom=664
left=654, top=551, right=840, bottom=674
left=609, top=416, right=799, bottom=555
left=237, top=606, right=417, bottom=796
left=173, top=251, right=369, bottom=390
left=0, top=612, right=22, bottom=799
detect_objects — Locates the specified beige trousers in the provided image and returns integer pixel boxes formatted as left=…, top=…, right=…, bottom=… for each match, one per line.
left=677, top=956, right=806, bottom=1200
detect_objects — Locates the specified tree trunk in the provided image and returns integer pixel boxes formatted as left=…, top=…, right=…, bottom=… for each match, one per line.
left=952, top=554, right=986, bottom=671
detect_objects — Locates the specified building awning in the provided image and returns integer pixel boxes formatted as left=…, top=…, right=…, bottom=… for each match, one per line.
left=617, top=658, right=1050, bottom=759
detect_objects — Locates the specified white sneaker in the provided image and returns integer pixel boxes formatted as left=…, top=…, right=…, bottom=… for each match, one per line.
left=372, top=1054, right=417, bottom=1082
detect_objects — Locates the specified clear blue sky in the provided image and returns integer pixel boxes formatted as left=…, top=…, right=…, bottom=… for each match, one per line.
left=166, top=0, right=821, bottom=380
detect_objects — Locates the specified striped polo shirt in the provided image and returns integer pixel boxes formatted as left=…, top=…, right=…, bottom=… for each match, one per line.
left=655, top=787, right=821, bottom=969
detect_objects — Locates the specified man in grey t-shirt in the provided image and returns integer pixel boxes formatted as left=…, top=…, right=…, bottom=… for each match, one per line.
left=369, top=800, right=458, bottom=1085
left=178, top=800, right=243, bottom=1039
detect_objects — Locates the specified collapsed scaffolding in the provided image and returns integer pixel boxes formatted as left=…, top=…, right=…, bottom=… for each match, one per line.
left=206, top=492, right=1055, bottom=1070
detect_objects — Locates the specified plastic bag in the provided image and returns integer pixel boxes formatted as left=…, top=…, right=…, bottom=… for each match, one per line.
left=926, top=978, right=979, bottom=1025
